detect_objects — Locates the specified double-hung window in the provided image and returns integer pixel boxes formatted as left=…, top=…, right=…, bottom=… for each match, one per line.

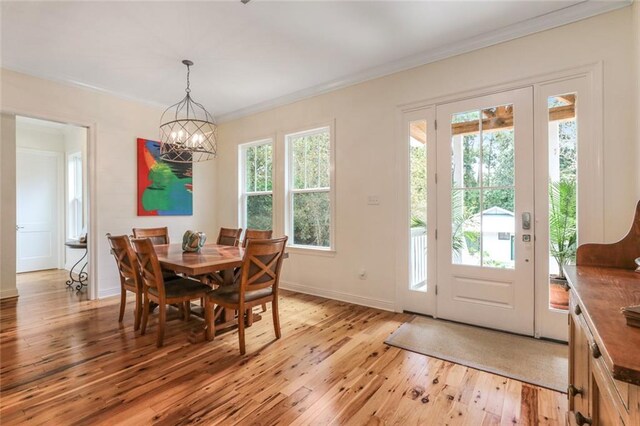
left=286, top=126, right=333, bottom=249
left=239, top=139, right=273, bottom=230
left=67, top=152, right=83, bottom=239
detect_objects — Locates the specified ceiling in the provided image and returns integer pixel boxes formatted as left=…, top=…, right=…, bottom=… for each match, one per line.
left=1, top=1, right=629, bottom=121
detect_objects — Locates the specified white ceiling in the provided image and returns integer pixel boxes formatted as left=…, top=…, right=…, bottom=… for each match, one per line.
left=1, top=1, right=629, bottom=121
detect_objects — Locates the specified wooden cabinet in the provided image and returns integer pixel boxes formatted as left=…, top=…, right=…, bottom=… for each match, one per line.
left=566, top=274, right=640, bottom=426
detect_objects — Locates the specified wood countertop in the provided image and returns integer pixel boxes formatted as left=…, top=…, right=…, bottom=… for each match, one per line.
left=565, top=265, right=640, bottom=385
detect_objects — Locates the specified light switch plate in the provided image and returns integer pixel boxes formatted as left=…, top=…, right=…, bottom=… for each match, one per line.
left=367, top=195, right=380, bottom=205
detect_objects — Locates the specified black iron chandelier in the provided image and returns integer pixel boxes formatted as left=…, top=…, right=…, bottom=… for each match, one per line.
left=159, top=60, right=217, bottom=163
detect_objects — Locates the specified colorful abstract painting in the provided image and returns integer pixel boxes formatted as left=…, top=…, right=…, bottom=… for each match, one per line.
left=137, top=138, right=193, bottom=216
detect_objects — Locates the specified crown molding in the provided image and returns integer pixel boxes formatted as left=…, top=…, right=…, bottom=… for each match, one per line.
left=217, top=0, right=631, bottom=123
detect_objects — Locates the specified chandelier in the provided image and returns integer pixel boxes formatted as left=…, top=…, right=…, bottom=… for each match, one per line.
left=159, top=60, right=217, bottom=163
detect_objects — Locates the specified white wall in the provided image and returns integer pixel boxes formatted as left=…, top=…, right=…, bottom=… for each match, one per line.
left=0, top=114, right=18, bottom=299
left=0, top=69, right=217, bottom=299
left=216, top=8, right=639, bottom=309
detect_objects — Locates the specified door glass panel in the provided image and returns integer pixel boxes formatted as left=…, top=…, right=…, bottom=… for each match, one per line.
left=409, top=119, right=427, bottom=292
left=451, top=104, right=515, bottom=269
left=548, top=93, right=578, bottom=311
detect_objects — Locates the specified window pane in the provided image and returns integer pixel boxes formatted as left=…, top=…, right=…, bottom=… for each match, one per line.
left=409, top=119, right=427, bottom=292
left=481, top=189, right=515, bottom=269
left=292, top=191, right=330, bottom=247
left=245, top=146, right=256, bottom=192
left=451, top=132, right=480, bottom=189
left=548, top=93, right=577, bottom=311
left=291, top=130, right=330, bottom=190
left=246, top=194, right=272, bottom=231
left=451, top=189, right=481, bottom=266
left=482, top=128, right=514, bottom=187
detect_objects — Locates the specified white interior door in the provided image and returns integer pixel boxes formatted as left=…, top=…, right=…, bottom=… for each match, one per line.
left=436, top=87, right=535, bottom=335
left=16, top=149, right=62, bottom=273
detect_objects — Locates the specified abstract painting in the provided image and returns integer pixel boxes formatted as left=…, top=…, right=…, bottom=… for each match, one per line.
left=137, top=138, right=193, bottom=216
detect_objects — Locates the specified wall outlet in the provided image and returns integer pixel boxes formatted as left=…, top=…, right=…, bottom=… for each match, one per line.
left=367, top=195, right=380, bottom=205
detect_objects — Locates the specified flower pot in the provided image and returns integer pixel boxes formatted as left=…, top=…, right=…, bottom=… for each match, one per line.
left=549, top=276, right=569, bottom=310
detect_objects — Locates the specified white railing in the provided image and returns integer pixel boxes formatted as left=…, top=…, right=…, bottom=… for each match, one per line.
left=410, top=227, right=427, bottom=289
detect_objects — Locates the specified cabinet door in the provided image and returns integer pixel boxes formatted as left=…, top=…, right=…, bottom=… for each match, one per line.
left=569, top=312, right=590, bottom=417
left=592, top=375, right=625, bottom=425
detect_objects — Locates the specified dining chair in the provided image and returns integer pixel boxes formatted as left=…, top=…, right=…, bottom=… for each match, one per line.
left=242, top=229, right=273, bottom=247
left=241, top=229, right=273, bottom=313
left=132, top=227, right=170, bottom=245
left=131, top=237, right=211, bottom=347
left=204, top=236, right=288, bottom=355
left=217, top=227, right=242, bottom=247
left=107, top=234, right=143, bottom=331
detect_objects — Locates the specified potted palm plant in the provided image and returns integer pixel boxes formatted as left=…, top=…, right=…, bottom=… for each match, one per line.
left=548, top=179, right=577, bottom=309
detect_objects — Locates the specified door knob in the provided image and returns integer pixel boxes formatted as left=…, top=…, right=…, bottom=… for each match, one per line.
left=575, top=411, right=592, bottom=425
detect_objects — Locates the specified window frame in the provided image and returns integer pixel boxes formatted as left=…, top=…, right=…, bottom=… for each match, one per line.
left=284, top=124, right=336, bottom=252
left=238, top=138, right=275, bottom=231
left=67, top=151, right=83, bottom=240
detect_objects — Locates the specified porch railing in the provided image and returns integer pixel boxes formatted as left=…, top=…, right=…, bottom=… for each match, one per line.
left=410, top=227, right=427, bottom=289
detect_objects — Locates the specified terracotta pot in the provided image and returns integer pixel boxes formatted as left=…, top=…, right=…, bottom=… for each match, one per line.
left=549, top=277, right=569, bottom=310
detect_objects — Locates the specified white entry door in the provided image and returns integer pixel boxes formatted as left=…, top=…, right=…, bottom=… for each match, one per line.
left=16, top=149, right=62, bottom=273
left=436, top=87, right=535, bottom=335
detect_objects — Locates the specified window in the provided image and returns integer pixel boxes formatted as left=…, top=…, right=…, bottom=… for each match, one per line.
left=286, top=126, right=333, bottom=249
left=67, top=152, right=83, bottom=239
left=239, top=139, right=273, bottom=230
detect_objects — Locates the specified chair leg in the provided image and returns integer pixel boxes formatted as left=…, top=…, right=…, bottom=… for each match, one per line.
left=246, top=309, right=253, bottom=327
left=141, top=294, right=150, bottom=335
left=272, top=297, right=281, bottom=339
left=261, top=303, right=267, bottom=313
left=157, top=303, right=166, bottom=347
left=119, top=289, right=126, bottom=322
left=204, top=297, right=214, bottom=341
left=134, top=292, right=142, bottom=331
left=238, top=309, right=246, bottom=355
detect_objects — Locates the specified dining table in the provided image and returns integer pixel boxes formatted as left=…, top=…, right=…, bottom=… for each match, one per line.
left=154, top=242, right=286, bottom=343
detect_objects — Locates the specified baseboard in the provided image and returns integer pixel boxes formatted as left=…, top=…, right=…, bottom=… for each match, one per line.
left=280, top=280, right=395, bottom=312
left=0, top=288, right=19, bottom=300
left=98, top=287, right=120, bottom=299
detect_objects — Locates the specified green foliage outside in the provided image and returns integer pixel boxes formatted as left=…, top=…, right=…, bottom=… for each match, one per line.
left=549, top=179, right=577, bottom=279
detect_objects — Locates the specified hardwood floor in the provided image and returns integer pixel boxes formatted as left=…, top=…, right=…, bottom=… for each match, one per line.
left=0, top=270, right=567, bottom=425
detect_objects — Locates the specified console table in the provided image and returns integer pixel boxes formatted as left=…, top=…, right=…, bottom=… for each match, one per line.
left=65, top=240, right=88, bottom=291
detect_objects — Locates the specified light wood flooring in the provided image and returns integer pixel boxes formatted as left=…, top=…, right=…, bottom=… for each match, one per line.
left=0, top=270, right=567, bottom=425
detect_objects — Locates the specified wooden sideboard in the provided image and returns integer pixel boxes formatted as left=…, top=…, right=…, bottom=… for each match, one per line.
left=565, top=201, right=640, bottom=425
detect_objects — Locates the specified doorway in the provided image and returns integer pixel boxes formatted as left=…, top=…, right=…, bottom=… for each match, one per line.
left=15, top=116, right=88, bottom=292
left=398, top=69, right=598, bottom=341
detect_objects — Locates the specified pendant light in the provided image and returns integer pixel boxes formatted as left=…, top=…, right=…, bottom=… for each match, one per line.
left=159, top=60, right=217, bottom=163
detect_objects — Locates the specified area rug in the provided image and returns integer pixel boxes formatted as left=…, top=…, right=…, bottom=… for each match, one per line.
left=385, top=316, right=567, bottom=392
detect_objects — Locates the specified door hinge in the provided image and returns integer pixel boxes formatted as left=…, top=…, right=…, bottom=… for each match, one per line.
left=434, top=120, right=437, bottom=130
left=435, top=285, right=438, bottom=295
left=435, top=173, right=438, bottom=184
left=435, top=229, right=438, bottom=240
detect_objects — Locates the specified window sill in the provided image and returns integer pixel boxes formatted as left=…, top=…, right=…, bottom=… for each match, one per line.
left=286, top=246, right=336, bottom=257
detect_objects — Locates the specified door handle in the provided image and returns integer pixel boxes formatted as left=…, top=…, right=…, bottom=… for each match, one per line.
left=522, top=212, right=531, bottom=230
left=16, top=225, right=25, bottom=231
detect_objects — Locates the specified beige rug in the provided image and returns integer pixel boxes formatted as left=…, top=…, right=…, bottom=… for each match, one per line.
left=385, top=316, right=568, bottom=392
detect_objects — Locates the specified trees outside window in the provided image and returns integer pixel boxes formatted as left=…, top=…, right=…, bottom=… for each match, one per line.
left=286, top=127, right=333, bottom=249
left=240, top=140, right=273, bottom=230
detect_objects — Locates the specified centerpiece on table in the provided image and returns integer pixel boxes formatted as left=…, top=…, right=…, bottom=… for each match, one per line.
left=182, top=230, right=206, bottom=252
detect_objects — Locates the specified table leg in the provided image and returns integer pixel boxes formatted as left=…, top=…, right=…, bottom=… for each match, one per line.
left=66, top=248, right=88, bottom=291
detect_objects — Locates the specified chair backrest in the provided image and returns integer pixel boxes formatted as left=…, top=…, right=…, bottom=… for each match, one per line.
left=130, top=237, right=166, bottom=298
left=132, top=227, right=170, bottom=245
left=217, top=227, right=242, bottom=246
left=106, top=233, right=142, bottom=292
left=242, top=229, right=273, bottom=248
left=238, top=237, right=288, bottom=297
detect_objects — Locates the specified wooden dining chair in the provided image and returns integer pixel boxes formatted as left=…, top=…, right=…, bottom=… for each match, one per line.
left=205, top=236, right=288, bottom=355
left=132, top=227, right=170, bottom=245
left=107, top=234, right=143, bottom=331
left=242, top=229, right=273, bottom=312
left=131, top=237, right=211, bottom=347
left=242, top=229, right=273, bottom=247
left=217, top=227, right=242, bottom=247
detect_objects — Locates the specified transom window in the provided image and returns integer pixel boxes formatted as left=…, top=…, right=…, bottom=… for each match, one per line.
left=67, top=152, right=83, bottom=239
left=239, top=139, right=273, bottom=231
left=286, top=126, right=333, bottom=249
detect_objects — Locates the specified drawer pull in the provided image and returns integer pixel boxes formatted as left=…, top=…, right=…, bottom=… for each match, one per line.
left=568, top=384, right=583, bottom=397
left=575, top=411, right=592, bottom=425
left=574, top=304, right=582, bottom=315
left=591, top=342, right=601, bottom=359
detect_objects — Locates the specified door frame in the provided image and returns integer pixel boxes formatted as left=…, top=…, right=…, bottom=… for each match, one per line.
left=16, top=147, right=65, bottom=272
left=395, top=63, right=603, bottom=340
left=7, top=110, right=98, bottom=300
